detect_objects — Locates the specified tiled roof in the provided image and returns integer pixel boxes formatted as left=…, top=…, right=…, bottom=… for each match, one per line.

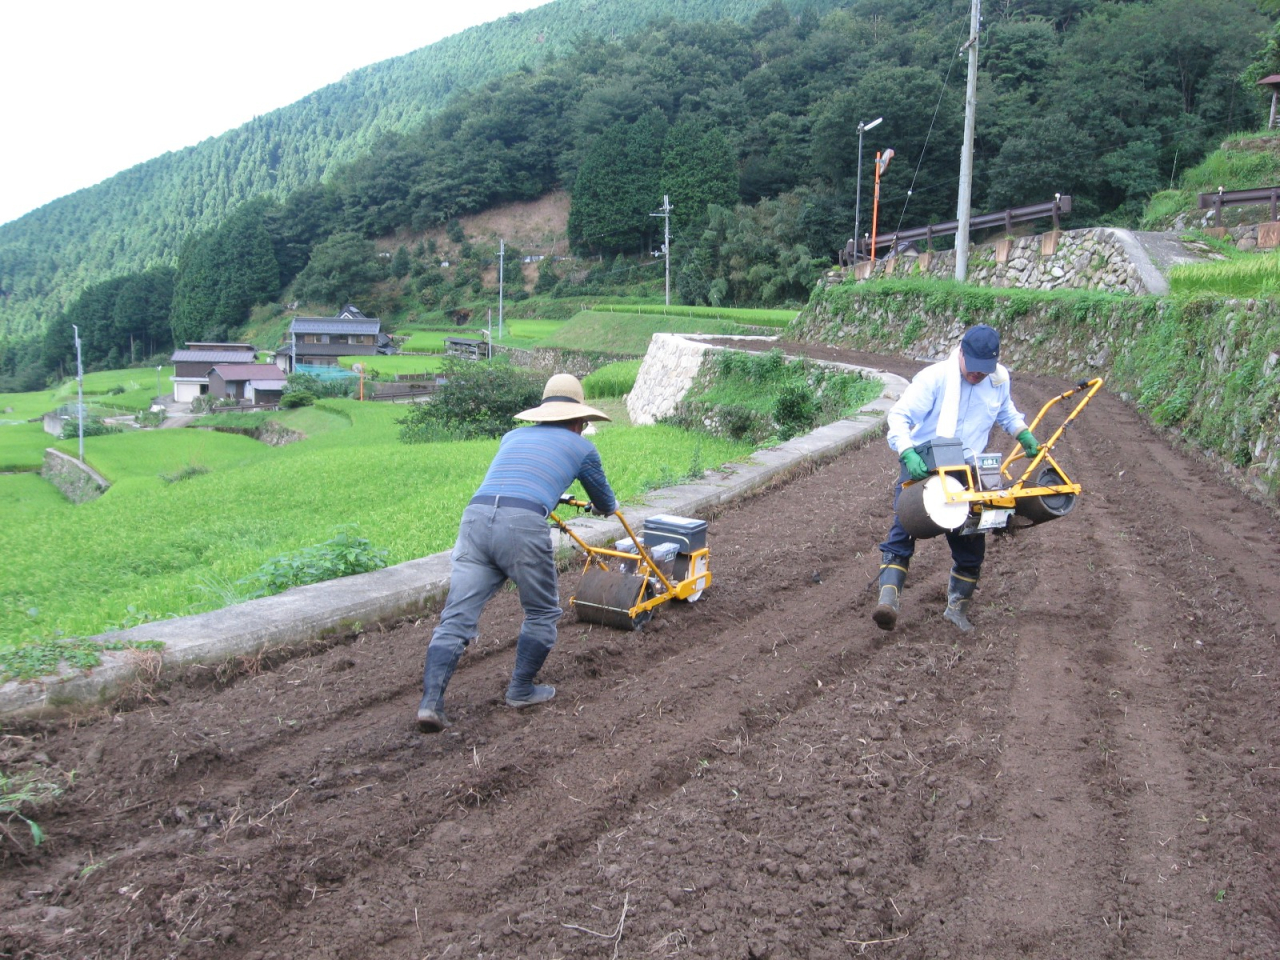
left=289, top=318, right=381, bottom=335
left=171, top=349, right=257, bottom=363
left=210, top=363, right=286, bottom=381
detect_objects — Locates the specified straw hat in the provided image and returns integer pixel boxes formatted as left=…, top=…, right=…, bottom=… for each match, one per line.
left=515, top=373, right=611, bottom=423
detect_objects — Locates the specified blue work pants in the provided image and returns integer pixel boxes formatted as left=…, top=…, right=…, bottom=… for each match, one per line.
left=425, top=504, right=561, bottom=675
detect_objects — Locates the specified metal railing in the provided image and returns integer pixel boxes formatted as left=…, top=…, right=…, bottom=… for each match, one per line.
left=1198, top=185, right=1280, bottom=222
left=845, top=195, right=1073, bottom=261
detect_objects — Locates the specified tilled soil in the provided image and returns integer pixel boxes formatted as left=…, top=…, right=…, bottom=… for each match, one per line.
left=3, top=346, right=1279, bottom=960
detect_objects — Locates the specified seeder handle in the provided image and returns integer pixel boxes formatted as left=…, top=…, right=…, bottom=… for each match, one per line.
left=1002, top=377, right=1103, bottom=483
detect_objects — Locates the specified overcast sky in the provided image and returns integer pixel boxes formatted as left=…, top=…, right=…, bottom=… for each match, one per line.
left=0, top=0, right=551, bottom=226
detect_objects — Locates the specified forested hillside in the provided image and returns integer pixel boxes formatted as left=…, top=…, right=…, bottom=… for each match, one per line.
left=0, top=0, right=837, bottom=342
left=0, top=0, right=1273, bottom=390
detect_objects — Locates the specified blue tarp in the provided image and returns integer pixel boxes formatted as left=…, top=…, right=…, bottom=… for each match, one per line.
left=294, top=364, right=358, bottom=382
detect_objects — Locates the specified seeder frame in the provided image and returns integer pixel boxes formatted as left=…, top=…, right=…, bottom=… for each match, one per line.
left=911, top=376, right=1104, bottom=521
left=550, top=498, right=712, bottom=627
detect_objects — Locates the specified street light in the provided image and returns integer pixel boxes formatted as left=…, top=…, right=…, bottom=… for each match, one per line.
left=156, top=365, right=163, bottom=403
left=854, top=117, right=883, bottom=263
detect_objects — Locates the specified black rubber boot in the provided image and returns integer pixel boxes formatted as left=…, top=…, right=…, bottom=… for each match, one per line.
left=942, top=566, right=980, bottom=633
left=505, top=638, right=556, bottom=709
left=872, top=553, right=910, bottom=631
left=418, top=644, right=462, bottom=733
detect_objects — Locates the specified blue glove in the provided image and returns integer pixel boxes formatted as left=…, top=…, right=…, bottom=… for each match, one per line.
left=900, top=448, right=929, bottom=481
left=1016, top=429, right=1039, bottom=459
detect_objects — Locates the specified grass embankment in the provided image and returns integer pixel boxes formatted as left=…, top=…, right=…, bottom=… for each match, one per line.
left=586, top=301, right=797, bottom=328
left=538, top=311, right=764, bottom=355
left=1142, top=130, right=1280, bottom=230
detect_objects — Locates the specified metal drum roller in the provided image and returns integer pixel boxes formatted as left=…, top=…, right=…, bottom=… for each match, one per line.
left=1014, top=465, right=1076, bottom=524
left=573, top=566, right=653, bottom=631
left=551, top=500, right=713, bottom=632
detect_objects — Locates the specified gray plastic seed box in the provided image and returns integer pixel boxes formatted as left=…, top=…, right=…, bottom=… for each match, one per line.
left=642, top=514, right=708, bottom=555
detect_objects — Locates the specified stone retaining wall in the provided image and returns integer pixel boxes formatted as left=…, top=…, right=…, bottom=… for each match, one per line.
left=626, top=334, right=717, bottom=425
left=837, top=227, right=1150, bottom=294
left=41, top=448, right=110, bottom=503
left=488, top=345, right=617, bottom=378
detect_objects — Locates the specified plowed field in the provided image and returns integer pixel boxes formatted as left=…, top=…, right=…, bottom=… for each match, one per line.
left=3, top=346, right=1278, bottom=960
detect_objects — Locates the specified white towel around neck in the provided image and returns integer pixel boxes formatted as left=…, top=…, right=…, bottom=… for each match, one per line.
left=936, top=347, right=963, bottom=440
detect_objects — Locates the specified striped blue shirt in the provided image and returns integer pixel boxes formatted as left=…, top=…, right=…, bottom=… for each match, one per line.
left=474, top=423, right=617, bottom=515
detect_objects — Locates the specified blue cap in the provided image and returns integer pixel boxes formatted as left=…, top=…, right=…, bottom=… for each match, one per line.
left=960, top=324, right=1000, bottom=374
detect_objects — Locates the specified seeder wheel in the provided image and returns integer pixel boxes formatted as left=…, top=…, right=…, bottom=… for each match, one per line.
left=1015, top=466, right=1076, bottom=525
left=572, top=566, right=652, bottom=631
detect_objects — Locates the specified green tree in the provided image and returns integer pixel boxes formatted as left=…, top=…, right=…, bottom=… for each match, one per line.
left=534, top=257, right=559, bottom=294
left=110, top=265, right=176, bottom=361
left=661, top=121, right=738, bottom=239
left=679, top=197, right=823, bottom=307
left=390, top=244, right=412, bottom=279
left=568, top=111, right=666, bottom=256
left=396, top=358, right=543, bottom=441
left=266, top=186, right=342, bottom=288
left=293, top=233, right=387, bottom=306
left=171, top=199, right=280, bottom=344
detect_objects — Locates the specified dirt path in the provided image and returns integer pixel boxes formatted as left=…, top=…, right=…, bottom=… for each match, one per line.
left=3, top=347, right=1279, bottom=960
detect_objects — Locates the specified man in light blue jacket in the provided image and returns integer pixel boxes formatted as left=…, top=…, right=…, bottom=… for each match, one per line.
left=873, top=324, right=1038, bottom=633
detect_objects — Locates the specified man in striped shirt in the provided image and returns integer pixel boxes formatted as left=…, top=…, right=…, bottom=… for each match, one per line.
left=417, top=374, right=617, bottom=733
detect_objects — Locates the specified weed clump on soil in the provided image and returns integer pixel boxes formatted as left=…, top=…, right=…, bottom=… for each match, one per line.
left=1, top=762, right=74, bottom=851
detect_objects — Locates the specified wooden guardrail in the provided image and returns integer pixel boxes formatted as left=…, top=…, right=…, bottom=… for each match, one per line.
left=1198, top=186, right=1280, bottom=222
left=842, top=195, right=1072, bottom=262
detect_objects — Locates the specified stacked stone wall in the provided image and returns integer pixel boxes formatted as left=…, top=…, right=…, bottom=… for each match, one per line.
left=835, top=227, right=1149, bottom=294
left=488, top=346, right=616, bottom=379
left=626, top=334, right=718, bottom=425
left=41, top=448, right=110, bottom=503
left=796, top=287, right=1280, bottom=501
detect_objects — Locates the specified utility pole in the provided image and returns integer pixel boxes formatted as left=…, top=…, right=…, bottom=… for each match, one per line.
left=871, top=148, right=895, bottom=264
left=498, top=239, right=505, bottom=340
left=955, top=0, right=980, bottom=283
left=650, top=195, right=672, bottom=305
left=72, top=324, right=85, bottom=463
